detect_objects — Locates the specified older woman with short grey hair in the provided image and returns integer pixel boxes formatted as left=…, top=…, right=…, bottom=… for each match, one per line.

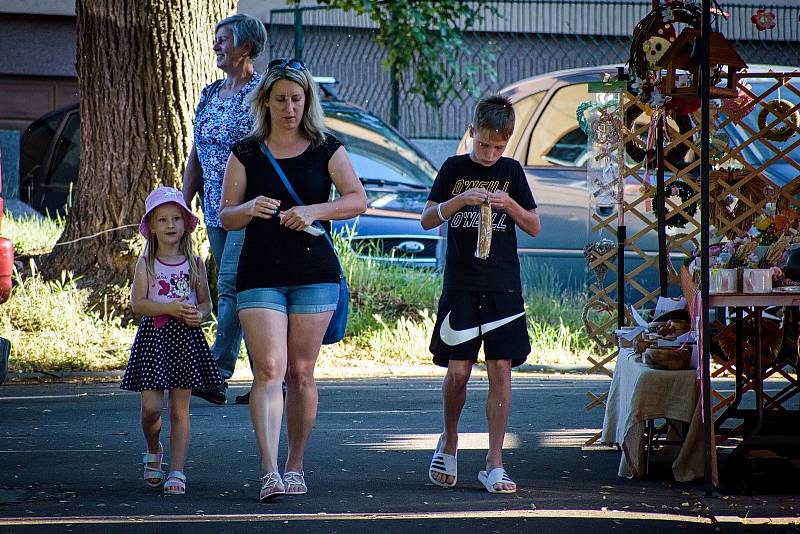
left=182, top=13, right=267, bottom=406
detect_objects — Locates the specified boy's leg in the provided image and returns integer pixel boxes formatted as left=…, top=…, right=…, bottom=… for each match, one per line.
left=442, top=359, right=473, bottom=455
left=479, top=290, right=528, bottom=492
left=484, top=359, right=515, bottom=491
left=429, top=289, right=482, bottom=486
left=431, top=359, right=472, bottom=486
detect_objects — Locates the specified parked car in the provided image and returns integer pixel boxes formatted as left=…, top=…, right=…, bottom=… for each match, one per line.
left=19, top=92, right=441, bottom=268
left=456, top=64, right=800, bottom=290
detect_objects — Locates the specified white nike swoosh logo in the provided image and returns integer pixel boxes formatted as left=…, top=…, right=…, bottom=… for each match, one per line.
left=439, top=311, right=526, bottom=346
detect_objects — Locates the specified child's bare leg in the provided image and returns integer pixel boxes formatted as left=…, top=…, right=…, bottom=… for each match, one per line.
left=433, top=359, right=472, bottom=485
left=141, top=390, right=164, bottom=453
left=141, top=390, right=164, bottom=484
left=167, top=389, right=191, bottom=472
left=485, top=359, right=514, bottom=491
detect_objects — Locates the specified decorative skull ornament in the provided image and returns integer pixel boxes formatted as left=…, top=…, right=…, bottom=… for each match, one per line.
left=643, top=36, right=672, bottom=66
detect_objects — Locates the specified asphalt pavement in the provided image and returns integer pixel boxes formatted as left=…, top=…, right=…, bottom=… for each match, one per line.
left=1, top=376, right=798, bottom=533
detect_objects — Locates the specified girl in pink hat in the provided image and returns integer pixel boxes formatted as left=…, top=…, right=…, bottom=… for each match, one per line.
left=120, top=186, right=222, bottom=495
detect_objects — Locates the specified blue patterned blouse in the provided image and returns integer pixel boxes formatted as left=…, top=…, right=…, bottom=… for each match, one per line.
left=194, top=72, right=261, bottom=228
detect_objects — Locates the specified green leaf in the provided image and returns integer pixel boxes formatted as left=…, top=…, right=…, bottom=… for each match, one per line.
left=296, top=0, right=499, bottom=112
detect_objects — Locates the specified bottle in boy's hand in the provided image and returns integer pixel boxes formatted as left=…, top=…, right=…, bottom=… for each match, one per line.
left=475, top=198, right=492, bottom=259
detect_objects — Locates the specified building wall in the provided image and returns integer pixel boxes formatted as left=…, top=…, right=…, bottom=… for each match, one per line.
left=0, top=13, right=78, bottom=133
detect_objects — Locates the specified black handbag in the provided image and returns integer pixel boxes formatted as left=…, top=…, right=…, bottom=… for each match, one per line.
left=259, top=142, right=349, bottom=344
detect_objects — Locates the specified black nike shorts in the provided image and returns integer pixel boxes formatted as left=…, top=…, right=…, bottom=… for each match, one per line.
left=429, top=289, right=530, bottom=368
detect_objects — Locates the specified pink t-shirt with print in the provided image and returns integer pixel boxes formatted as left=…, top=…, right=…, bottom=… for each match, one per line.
left=148, top=256, right=198, bottom=328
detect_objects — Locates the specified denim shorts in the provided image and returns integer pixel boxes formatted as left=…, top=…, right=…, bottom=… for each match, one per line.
left=237, top=283, right=339, bottom=314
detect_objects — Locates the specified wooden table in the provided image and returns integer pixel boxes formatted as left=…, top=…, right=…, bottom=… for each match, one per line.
left=708, top=292, right=800, bottom=456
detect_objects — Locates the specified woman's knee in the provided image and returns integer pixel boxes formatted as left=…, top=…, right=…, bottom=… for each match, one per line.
left=252, top=357, right=286, bottom=383
left=285, top=363, right=315, bottom=389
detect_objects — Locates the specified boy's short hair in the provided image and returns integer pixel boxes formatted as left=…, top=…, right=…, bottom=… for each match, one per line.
left=472, top=95, right=515, bottom=140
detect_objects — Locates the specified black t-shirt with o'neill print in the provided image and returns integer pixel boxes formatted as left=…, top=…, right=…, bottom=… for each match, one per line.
left=427, top=154, right=537, bottom=292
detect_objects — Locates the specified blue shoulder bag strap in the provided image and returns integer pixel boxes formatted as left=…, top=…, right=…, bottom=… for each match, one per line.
left=197, top=79, right=224, bottom=117
left=258, top=141, right=341, bottom=266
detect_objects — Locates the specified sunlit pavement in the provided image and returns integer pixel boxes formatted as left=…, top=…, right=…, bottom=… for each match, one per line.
left=1, top=377, right=798, bottom=533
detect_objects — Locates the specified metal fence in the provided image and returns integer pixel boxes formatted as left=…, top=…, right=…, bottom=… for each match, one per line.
left=270, top=1, right=800, bottom=139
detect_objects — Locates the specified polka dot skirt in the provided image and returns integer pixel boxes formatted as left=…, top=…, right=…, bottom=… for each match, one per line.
left=120, top=316, right=222, bottom=392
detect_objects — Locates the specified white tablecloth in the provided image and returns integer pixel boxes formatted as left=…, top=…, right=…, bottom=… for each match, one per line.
left=601, top=349, right=704, bottom=482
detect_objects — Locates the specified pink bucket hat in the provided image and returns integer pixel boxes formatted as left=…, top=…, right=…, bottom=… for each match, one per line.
left=139, top=186, right=199, bottom=238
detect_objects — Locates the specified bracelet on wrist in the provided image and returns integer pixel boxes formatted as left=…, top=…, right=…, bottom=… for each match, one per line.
left=436, top=202, right=449, bottom=222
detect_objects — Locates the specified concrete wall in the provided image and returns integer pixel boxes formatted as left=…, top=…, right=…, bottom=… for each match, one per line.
left=0, top=14, right=76, bottom=77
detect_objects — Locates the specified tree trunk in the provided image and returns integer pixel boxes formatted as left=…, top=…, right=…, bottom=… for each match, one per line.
left=44, top=0, right=236, bottom=310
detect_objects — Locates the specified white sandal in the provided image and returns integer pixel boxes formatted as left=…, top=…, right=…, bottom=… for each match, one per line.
left=478, top=467, right=516, bottom=494
left=259, top=471, right=285, bottom=502
left=428, top=434, right=457, bottom=488
left=283, top=471, right=307, bottom=495
left=142, top=443, right=165, bottom=488
left=163, top=470, right=186, bottom=495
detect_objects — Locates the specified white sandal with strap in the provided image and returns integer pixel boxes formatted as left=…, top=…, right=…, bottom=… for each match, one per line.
left=163, top=470, right=186, bottom=495
left=478, top=467, right=516, bottom=494
left=259, top=471, right=285, bottom=502
left=142, top=443, right=165, bottom=488
left=283, top=471, right=307, bottom=495
left=428, top=434, right=457, bottom=488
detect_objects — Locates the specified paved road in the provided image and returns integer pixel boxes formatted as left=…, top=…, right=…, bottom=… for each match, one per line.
left=0, top=376, right=798, bottom=533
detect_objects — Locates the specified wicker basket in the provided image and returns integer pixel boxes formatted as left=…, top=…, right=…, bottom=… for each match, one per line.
left=643, top=347, right=692, bottom=370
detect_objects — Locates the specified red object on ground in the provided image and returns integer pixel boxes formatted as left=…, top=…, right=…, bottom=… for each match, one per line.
left=0, top=235, right=12, bottom=304
left=0, top=195, right=12, bottom=304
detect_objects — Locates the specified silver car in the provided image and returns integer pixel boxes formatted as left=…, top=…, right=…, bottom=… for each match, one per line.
left=456, top=65, right=800, bottom=291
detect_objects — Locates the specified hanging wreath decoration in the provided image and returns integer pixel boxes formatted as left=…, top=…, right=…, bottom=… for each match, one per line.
left=664, top=179, right=697, bottom=229
left=628, top=2, right=715, bottom=81
left=757, top=99, right=799, bottom=143
left=624, top=104, right=694, bottom=167
left=751, top=8, right=777, bottom=31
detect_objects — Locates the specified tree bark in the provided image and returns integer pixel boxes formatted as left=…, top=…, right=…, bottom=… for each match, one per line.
left=44, top=0, right=236, bottom=309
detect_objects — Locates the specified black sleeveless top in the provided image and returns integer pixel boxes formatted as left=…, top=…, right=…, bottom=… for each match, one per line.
left=232, top=134, right=342, bottom=291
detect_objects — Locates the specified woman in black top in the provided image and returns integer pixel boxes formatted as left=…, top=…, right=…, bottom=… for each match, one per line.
left=220, top=59, right=366, bottom=502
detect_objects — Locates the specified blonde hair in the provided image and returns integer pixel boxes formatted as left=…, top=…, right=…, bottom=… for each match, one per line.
left=247, top=64, right=326, bottom=148
left=143, top=204, right=199, bottom=289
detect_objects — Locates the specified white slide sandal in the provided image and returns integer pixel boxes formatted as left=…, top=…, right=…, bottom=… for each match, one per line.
left=428, top=434, right=457, bottom=488
left=478, top=467, right=517, bottom=494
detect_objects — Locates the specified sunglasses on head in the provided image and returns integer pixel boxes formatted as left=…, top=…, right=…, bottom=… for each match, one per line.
left=267, top=58, right=307, bottom=72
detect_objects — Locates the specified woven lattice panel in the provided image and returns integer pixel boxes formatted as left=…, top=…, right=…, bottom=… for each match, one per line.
left=584, top=72, right=800, bottom=445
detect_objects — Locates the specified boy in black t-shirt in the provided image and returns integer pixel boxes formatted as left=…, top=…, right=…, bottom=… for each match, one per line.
left=421, top=95, right=541, bottom=494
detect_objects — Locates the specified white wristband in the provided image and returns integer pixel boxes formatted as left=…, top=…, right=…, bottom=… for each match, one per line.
left=436, top=202, right=449, bottom=222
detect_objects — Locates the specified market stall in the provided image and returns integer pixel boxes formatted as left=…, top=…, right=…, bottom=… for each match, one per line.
left=585, top=0, right=800, bottom=493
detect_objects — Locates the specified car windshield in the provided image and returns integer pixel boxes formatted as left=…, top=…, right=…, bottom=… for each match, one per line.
left=324, top=110, right=437, bottom=189
left=719, top=79, right=800, bottom=187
